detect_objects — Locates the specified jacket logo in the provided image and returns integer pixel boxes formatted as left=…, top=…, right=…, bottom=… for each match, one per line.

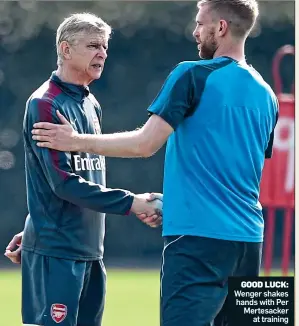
left=51, top=303, right=67, bottom=323
left=74, top=155, right=105, bottom=171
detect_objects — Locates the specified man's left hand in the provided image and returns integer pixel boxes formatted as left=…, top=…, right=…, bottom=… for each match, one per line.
left=4, top=231, right=23, bottom=264
left=32, top=110, right=79, bottom=151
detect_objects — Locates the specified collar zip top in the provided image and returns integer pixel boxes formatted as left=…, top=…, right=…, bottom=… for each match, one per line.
left=50, top=72, right=90, bottom=102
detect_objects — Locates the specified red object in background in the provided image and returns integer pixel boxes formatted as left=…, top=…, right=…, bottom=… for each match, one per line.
left=260, top=45, right=295, bottom=276
left=260, top=45, right=295, bottom=209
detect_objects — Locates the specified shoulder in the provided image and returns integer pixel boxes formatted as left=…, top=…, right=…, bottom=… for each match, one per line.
left=172, top=57, right=235, bottom=79
left=163, top=61, right=200, bottom=87
left=27, top=80, right=62, bottom=110
left=247, top=66, right=278, bottom=109
left=25, top=81, right=63, bottom=124
left=169, top=61, right=199, bottom=78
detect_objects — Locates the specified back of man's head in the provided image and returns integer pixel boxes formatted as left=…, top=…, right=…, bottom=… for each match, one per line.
left=197, top=0, right=259, bottom=39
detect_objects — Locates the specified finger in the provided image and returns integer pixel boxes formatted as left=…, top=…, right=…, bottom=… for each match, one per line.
left=146, top=193, right=157, bottom=202
left=153, top=193, right=163, bottom=200
left=136, top=214, right=152, bottom=223
left=6, top=242, right=15, bottom=251
left=4, top=251, right=14, bottom=261
left=136, top=213, right=147, bottom=220
left=4, top=249, right=21, bottom=264
left=33, top=122, right=57, bottom=130
left=6, top=236, right=19, bottom=250
left=10, top=247, right=21, bottom=255
left=147, top=217, right=162, bottom=228
left=36, top=142, right=54, bottom=149
left=32, top=135, right=52, bottom=142
left=155, top=208, right=163, bottom=216
left=57, top=110, right=71, bottom=125
left=146, top=193, right=163, bottom=202
left=154, top=216, right=163, bottom=226
left=148, top=222, right=161, bottom=228
left=142, top=215, right=159, bottom=225
left=32, top=129, right=56, bottom=136
left=150, top=215, right=162, bottom=225
left=11, top=255, right=21, bottom=264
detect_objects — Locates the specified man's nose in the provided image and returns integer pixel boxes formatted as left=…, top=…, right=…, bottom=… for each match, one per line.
left=97, top=48, right=107, bottom=60
left=193, top=28, right=199, bottom=39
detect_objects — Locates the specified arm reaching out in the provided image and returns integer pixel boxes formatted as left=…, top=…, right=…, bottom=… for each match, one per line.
left=32, top=62, right=195, bottom=159
left=32, top=111, right=173, bottom=158
left=4, top=193, right=162, bottom=266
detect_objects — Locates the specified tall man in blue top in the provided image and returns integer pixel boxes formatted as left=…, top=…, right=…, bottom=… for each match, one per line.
left=5, top=13, right=162, bottom=326
left=30, top=1, right=279, bottom=325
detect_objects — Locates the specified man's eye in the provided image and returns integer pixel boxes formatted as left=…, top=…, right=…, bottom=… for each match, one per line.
left=88, top=45, right=108, bottom=51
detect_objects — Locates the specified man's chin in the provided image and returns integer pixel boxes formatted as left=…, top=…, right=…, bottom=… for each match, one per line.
left=198, top=51, right=213, bottom=60
left=90, top=71, right=103, bottom=80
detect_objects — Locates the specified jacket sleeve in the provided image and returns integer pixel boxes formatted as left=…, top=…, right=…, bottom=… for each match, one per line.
left=24, top=97, right=134, bottom=215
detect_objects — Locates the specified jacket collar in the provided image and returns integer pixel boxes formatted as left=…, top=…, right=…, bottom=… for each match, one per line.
left=50, top=71, right=90, bottom=102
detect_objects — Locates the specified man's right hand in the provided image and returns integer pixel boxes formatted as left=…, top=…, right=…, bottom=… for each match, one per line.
left=130, top=193, right=162, bottom=228
left=4, top=231, right=23, bottom=264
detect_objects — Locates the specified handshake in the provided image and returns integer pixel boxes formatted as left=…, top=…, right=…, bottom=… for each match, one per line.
left=131, top=193, right=163, bottom=228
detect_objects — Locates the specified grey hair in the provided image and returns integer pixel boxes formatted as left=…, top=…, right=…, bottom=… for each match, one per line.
left=56, top=13, right=112, bottom=65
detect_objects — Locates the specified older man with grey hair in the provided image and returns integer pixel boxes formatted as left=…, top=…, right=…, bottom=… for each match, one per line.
left=5, top=13, right=162, bottom=326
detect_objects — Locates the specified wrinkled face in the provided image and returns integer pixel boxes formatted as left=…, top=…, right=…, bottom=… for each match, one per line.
left=67, top=32, right=108, bottom=83
left=193, top=6, right=219, bottom=59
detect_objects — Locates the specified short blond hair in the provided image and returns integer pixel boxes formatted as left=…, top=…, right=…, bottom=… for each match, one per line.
left=56, top=13, right=112, bottom=65
left=197, top=0, right=259, bottom=38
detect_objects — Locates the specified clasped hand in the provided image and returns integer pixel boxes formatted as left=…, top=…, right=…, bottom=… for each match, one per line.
left=131, top=193, right=163, bottom=228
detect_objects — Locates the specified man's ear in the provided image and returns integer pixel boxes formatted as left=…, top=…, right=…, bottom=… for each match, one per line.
left=60, top=41, right=72, bottom=60
left=218, top=19, right=229, bottom=37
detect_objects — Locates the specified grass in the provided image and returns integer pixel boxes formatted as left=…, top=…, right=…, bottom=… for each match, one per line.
left=0, top=268, right=160, bottom=326
left=0, top=268, right=294, bottom=326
